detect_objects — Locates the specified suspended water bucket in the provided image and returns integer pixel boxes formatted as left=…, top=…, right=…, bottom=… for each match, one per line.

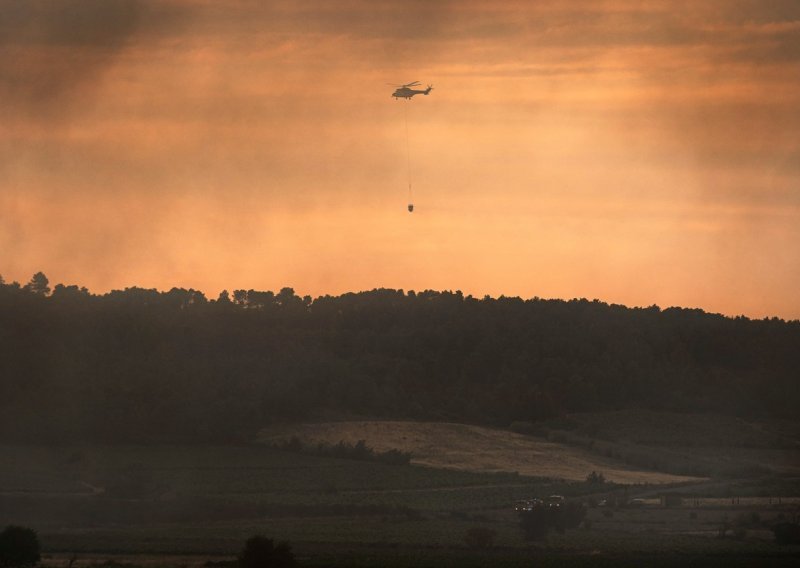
left=408, top=203, right=414, bottom=213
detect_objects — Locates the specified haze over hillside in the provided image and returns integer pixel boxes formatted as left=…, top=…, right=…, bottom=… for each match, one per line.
left=2, top=273, right=797, bottom=445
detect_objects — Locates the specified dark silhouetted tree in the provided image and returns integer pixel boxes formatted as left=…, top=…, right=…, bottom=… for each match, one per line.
left=276, top=287, right=296, bottom=306
left=23, top=272, right=49, bottom=296
left=51, top=284, right=89, bottom=301
left=238, top=535, right=296, bottom=568
left=0, top=525, right=40, bottom=568
left=247, top=290, right=275, bottom=308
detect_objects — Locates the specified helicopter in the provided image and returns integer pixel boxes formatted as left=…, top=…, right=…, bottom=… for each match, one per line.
left=390, top=81, right=433, bottom=99
left=390, top=81, right=433, bottom=214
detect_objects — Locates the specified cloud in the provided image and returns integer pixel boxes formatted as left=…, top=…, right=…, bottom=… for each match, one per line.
left=0, top=0, right=188, bottom=116
left=1, top=0, right=141, bottom=47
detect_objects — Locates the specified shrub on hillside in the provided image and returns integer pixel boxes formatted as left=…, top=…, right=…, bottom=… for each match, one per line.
left=585, top=471, right=605, bottom=485
left=271, top=438, right=412, bottom=465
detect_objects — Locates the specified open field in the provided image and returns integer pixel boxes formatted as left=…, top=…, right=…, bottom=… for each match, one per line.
left=2, top=417, right=799, bottom=565
left=259, top=421, right=702, bottom=484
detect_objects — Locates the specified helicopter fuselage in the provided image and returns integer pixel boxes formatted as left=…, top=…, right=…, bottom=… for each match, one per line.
left=392, top=86, right=432, bottom=99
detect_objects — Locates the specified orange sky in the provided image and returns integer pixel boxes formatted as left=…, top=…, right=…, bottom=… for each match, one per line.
left=1, top=0, right=799, bottom=318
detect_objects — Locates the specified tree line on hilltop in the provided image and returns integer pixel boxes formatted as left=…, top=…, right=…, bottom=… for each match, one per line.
left=1, top=272, right=798, bottom=444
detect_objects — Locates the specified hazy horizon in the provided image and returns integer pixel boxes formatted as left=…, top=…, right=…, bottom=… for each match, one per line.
left=6, top=272, right=800, bottom=323
left=2, top=0, right=799, bottom=319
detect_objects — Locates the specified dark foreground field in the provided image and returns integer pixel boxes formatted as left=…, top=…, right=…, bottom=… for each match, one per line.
left=3, top=417, right=800, bottom=567
left=35, top=546, right=800, bottom=568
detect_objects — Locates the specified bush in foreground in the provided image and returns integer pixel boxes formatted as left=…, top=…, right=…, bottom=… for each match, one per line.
left=238, top=535, right=296, bottom=568
left=0, top=526, right=40, bottom=568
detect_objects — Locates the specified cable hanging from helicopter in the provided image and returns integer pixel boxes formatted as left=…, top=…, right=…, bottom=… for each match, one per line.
left=387, top=81, right=433, bottom=213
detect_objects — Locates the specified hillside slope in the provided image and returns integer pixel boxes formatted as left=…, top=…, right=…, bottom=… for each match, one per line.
left=260, top=421, right=702, bottom=484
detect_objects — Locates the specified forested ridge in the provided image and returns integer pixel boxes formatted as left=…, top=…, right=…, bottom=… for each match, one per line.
left=1, top=272, right=798, bottom=444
